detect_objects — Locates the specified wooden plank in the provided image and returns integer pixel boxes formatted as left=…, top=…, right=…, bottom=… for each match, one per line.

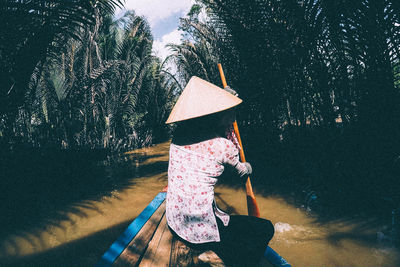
left=112, top=201, right=166, bottom=267
left=169, top=233, right=227, bottom=267
left=155, top=224, right=173, bottom=266
left=96, top=192, right=166, bottom=267
left=139, top=215, right=172, bottom=267
left=196, top=250, right=225, bottom=267
left=170, top=235, right=195, bottom=267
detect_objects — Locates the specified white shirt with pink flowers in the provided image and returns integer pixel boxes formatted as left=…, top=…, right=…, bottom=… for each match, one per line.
left=166, top=137, right=248, bottom=243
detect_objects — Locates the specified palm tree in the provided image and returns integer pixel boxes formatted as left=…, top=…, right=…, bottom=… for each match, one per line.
left=179, top=0, right=400, bottom=132
left=25, top=9, right=178, bottom=151
left=171, top=0, right=400, bottom=214
left=0, top=0, right=123, bottom=145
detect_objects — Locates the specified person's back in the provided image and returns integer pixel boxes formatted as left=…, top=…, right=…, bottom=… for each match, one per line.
left=164, top=76, right=275, bottom=266
left=167, top=135, right=246, bottom=243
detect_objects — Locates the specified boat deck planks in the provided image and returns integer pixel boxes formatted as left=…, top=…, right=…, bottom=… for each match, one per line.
left=170, top=236, right=196, bottom=266
left=113, top=202, right=166, bottom=266
left=98, top=192, right=226, bottom=267
left=116, top=204, right=224, bottom=266
left=97, top=190, right=277, bottom=267
left=139, top=214, right=172, bottom=267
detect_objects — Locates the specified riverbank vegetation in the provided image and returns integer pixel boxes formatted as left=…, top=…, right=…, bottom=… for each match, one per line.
left=1, top=0, right=178, bottom=152
left=169, top=0, right=400, bottom=240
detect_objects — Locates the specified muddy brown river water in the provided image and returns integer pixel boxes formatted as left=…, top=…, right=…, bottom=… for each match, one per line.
left=1, top=141, right=399, bottom=266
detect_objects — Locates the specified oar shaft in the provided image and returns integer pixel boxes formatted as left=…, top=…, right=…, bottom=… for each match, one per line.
left=217, top=63, right=260, bottom=218
left=233, top=121, right=246, bottom=162
left=218, top=64, right=228, bottom=88
left=214, top=68, right=290, bottom=263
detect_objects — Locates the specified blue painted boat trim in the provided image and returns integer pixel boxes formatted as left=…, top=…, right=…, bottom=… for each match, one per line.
left=264, top=246, right=291, bottom=267
left=96, top=192, right=167, bottom=267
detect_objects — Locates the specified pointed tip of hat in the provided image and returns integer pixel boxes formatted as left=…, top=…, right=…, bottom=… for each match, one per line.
left=165, top=76, right=242, bottom=124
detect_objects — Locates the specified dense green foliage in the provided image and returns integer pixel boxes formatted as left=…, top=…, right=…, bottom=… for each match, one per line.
left=169, top=0, right=400, bottom=220
left=1, top=0, right=400, bottom=227
left=0, top=1, right=177, bottom=151
left=1, top=0, right=122, bottom=115
left=172, top=0, right=400, bottom=130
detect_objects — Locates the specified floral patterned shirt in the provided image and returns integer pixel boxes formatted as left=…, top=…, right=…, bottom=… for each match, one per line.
left=166, top=136, right=248, bottom=243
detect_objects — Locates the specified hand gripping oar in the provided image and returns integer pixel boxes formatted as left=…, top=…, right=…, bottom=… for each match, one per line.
left=218, top=64, right=292, bottom=267
left=218, top=63, right=260, bottom=218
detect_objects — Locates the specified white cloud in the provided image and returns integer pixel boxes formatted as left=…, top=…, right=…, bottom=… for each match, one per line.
left=117, top=0, right=194, bottom=27
left=153, top=29, right=183, bottom=61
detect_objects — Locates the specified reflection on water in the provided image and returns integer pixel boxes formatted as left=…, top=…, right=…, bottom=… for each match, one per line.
left=1, top=141, right=399, bottom=266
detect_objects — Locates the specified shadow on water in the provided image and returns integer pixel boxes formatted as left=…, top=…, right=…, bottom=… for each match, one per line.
left=238, top=124, right=400, bottom=249
left=2, top=132, right=399, bottom=265
left=0, top=144, right=167, bottom=262
left=0, top=218, right=133, bottom=266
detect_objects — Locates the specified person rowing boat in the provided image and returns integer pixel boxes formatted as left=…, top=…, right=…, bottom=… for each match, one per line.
left=165, top=76, right=275, bottom=266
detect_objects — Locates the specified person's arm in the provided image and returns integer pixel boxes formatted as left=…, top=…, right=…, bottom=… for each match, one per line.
left=225, top=125, right=241, bottom=151
left=222, top=139, right=252, bottom=177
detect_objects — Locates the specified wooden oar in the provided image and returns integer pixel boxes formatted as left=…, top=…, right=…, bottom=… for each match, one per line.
left=217, top=63, right=260, bottom=218
left=218, top=64, right=292, bottom=267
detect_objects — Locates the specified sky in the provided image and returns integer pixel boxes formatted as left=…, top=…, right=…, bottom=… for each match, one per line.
left=115, top=0, right=195, bottom=61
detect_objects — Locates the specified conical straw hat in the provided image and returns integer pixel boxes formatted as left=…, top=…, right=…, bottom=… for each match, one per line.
left=166, top=76, right=242, bottom=124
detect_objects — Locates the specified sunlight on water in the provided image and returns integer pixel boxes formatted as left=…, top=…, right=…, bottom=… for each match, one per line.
left=1, top=141, right=399, bottom=266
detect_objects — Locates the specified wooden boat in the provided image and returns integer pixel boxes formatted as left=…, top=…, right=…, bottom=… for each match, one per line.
left=96, top=187, right=290, bottom=267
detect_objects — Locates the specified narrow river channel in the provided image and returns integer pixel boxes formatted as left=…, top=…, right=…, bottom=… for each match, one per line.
left=1, top=142, right=399, bottom=266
